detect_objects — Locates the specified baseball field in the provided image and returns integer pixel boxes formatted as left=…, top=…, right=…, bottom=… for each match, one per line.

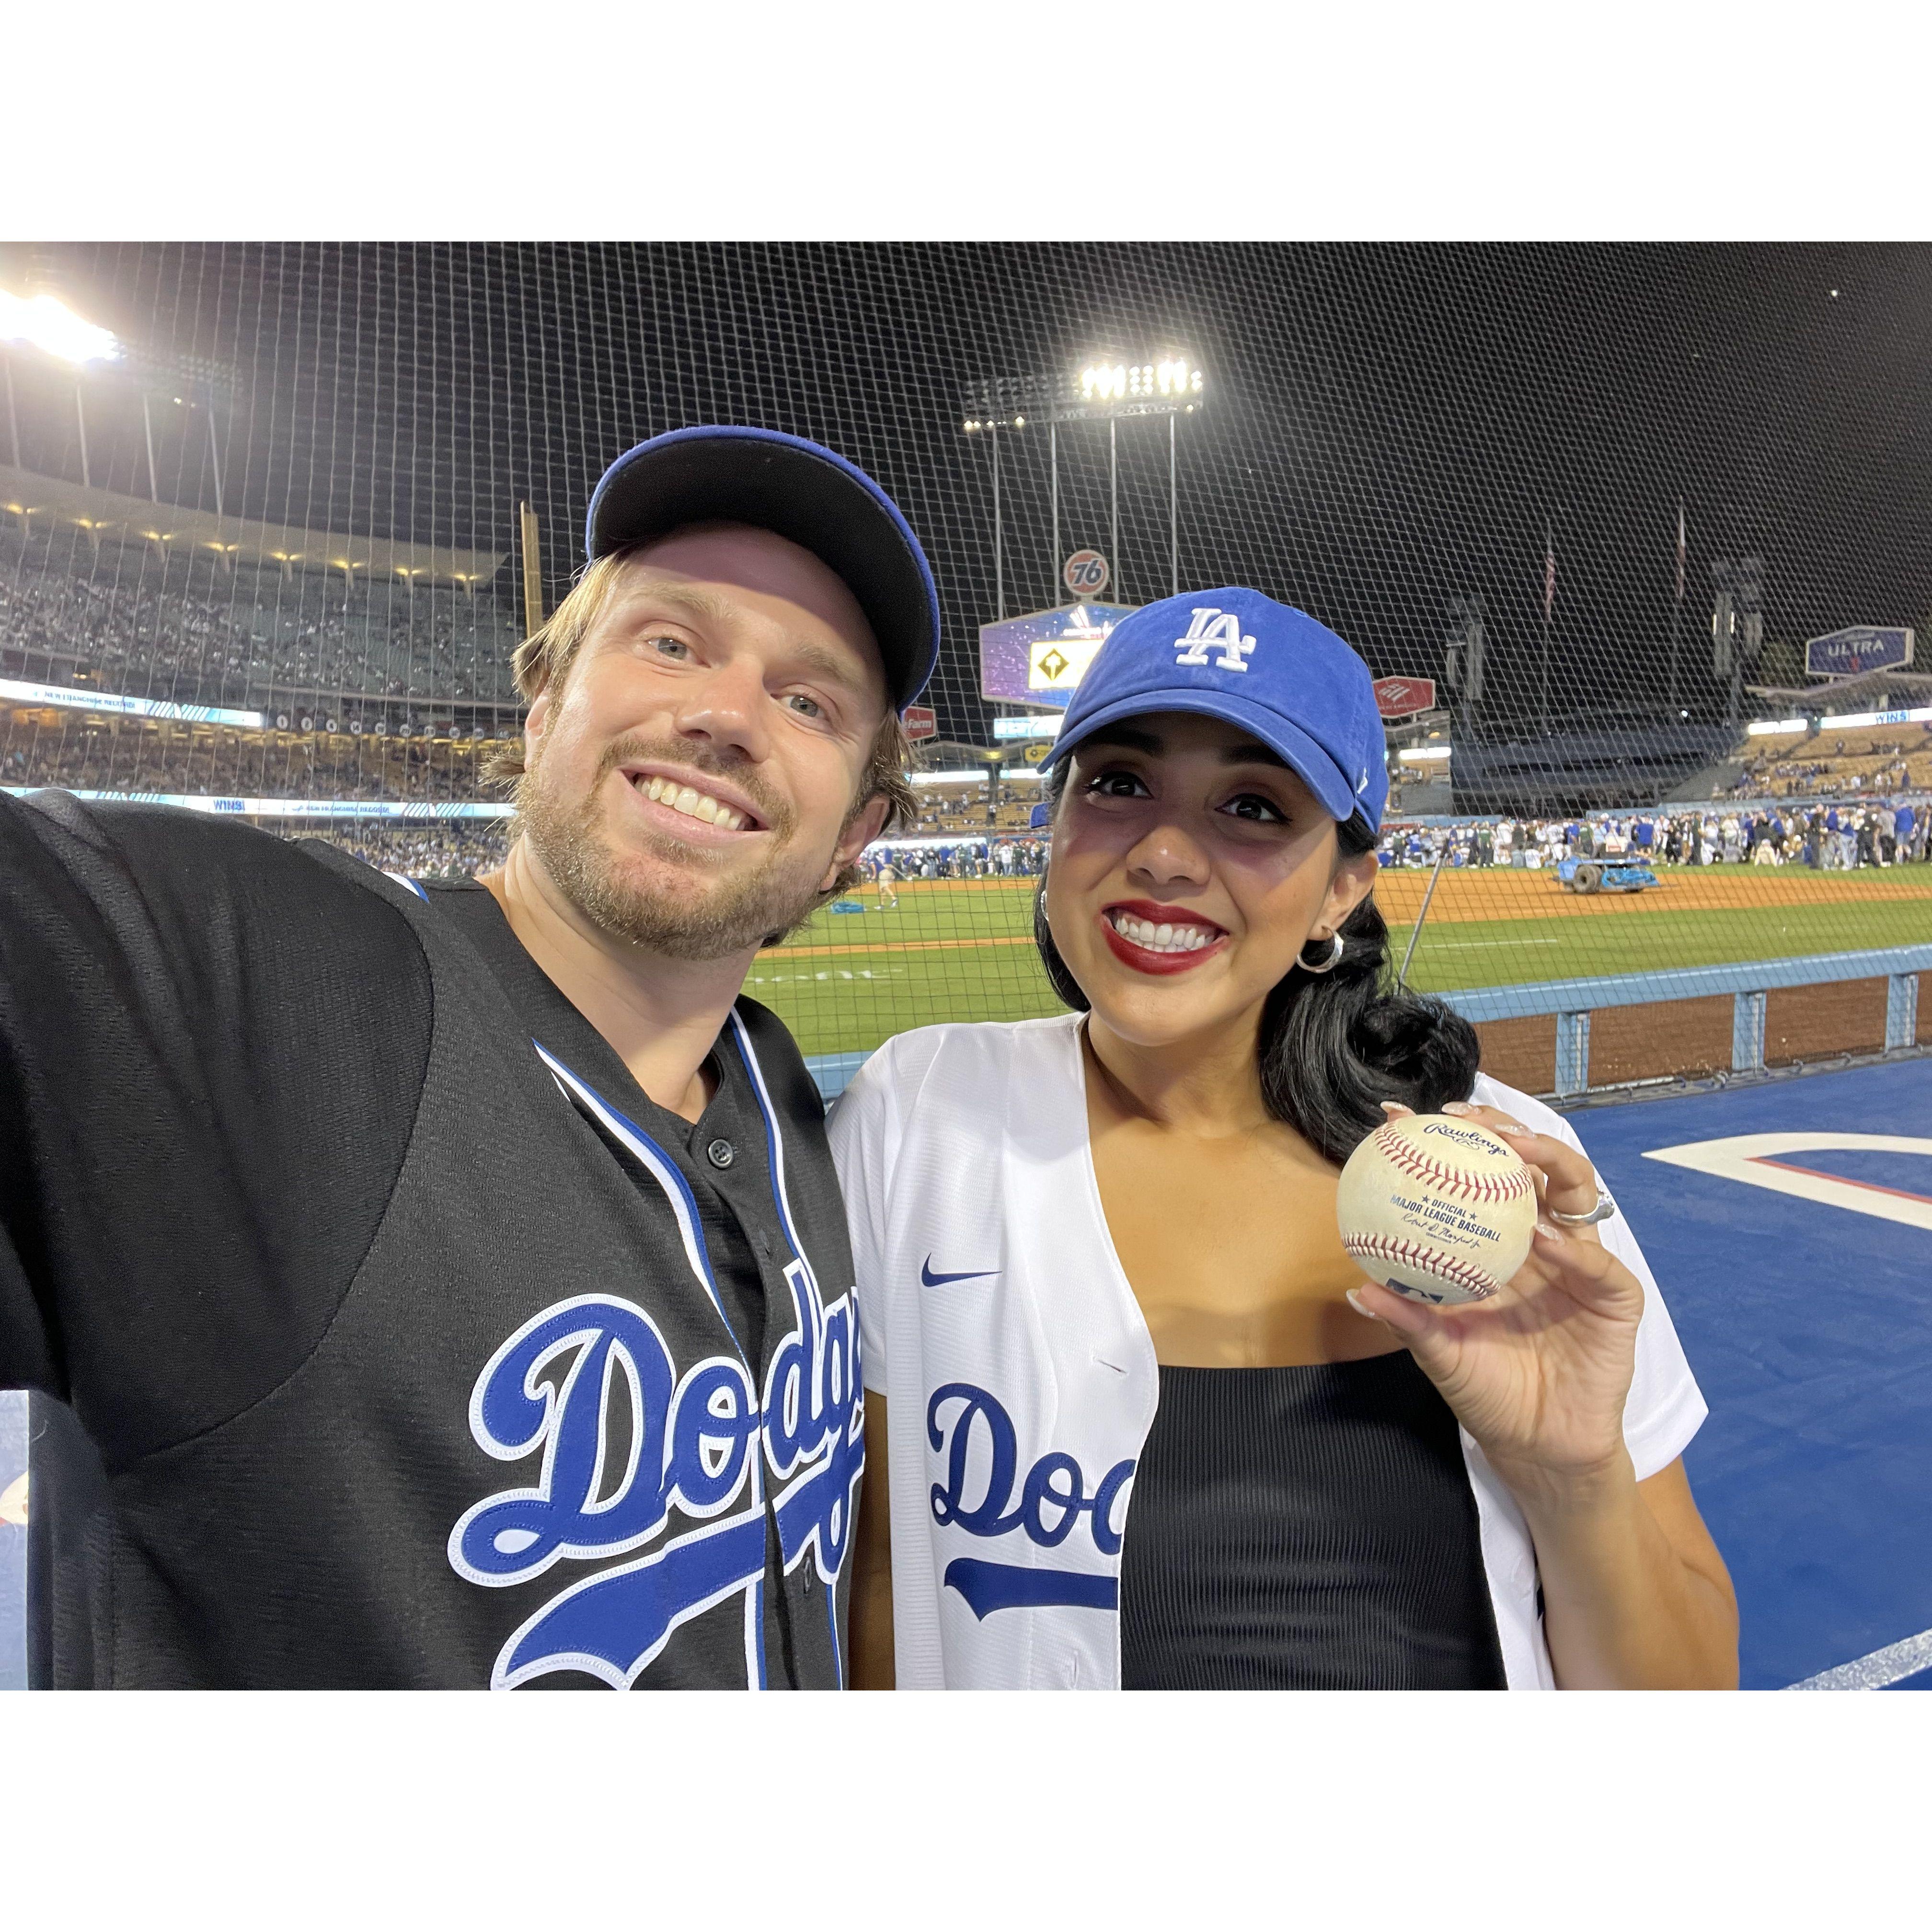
left=749, top=866, right=1932, bottom=1057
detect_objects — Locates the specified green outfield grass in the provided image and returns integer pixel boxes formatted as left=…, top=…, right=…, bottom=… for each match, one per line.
left=749, top=871, right=1932, bottom=1058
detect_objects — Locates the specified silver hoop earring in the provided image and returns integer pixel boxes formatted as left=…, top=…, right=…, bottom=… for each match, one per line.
left=1298, top=932, right=1345, bottom=974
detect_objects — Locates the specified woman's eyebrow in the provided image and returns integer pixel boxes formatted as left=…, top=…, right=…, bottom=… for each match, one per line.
left=1080, top=726, right=1164, bottom=756
left=1218, top=741, right=1292, bottom=770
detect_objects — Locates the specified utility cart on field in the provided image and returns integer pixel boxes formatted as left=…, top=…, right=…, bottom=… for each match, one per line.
left=1557, top=856, right=1660, bottom=895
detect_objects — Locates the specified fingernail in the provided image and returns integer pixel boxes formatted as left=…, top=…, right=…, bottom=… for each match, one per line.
left=1535, top=1219, right=1565, bottom=1242
left=1379, top=1101, right=1414, bottom=1118
left=1345, top=1288, right=1377, bottom=1319
left=1492, top=1120, right=1533, bottom=1138
left=1442, top=1102, right=1475, bottom=1116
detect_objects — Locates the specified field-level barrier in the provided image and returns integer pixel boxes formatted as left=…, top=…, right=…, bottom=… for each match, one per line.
left=803, top=943, right=1932, bottom=1106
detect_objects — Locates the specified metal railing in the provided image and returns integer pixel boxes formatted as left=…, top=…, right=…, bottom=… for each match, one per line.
left=804, top=944, right=1932, bottom=1104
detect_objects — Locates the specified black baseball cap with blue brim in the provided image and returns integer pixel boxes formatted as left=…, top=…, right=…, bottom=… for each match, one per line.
left=584, top=425, right=939, bottom=712
left=1043, top=587, right=1391, bottom=832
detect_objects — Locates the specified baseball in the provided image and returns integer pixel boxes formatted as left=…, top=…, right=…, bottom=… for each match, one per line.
left=1336, top=1114, right=1539, bottom=1305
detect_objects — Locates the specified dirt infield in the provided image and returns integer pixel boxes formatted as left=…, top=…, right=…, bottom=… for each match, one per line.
left=762, top=933, right=1034, bottom=958
left=1369, top=867, right=1932, bottom=925
left=768, top=868, right=1932, bottom=953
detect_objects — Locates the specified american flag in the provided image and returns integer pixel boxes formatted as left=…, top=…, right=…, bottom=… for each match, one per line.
left=1675, top=500, right=1687, bottom=604
left=1543, top=524, right=1555, bottom=622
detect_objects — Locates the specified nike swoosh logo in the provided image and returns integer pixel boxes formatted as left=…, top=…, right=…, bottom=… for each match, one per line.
left=921, top=1255, right=1000, bottom=1288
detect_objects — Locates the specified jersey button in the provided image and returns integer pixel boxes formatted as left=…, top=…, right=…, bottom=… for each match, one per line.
left=706, top=1138, right=735, bottom=1170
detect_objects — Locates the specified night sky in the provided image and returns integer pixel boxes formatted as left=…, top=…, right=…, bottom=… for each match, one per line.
left=8, top=242, right=1930, bottom=743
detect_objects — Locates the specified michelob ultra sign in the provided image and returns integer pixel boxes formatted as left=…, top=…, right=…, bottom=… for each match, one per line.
left=1804, top=627, right=1913, bottom=679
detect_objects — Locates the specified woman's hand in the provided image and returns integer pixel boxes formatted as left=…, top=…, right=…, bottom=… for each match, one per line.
left=1347, top=1100, right=1642, bottom=1496
left=1352, top=1101, right=1739, bottom=1688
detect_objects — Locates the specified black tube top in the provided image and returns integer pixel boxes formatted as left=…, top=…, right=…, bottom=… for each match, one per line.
left=1119, top=1353, right=1508, bottom=1690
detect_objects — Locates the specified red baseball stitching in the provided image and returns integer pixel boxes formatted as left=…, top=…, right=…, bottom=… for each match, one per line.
left=1342, top=1231, right=1500, bottom=1298
left=1374, top=1125, right=1534, bottom=1205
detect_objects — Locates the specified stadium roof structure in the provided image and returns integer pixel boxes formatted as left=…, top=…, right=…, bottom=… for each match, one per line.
left=0, top=463, right=506, bottom=593
left=1748, top=666, right=1932, bottom=710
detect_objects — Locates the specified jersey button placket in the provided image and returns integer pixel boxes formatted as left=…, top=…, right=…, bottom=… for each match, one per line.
left=706, top=1138, right=735, bottom=1170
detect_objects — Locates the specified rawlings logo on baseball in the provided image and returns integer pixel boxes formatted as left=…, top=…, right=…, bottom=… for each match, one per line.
left=1335, top=1114, right=1537, bottom=1304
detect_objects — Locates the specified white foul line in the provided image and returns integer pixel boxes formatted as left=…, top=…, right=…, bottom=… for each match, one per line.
left=1786, top=1626, right=1932, bottom=1690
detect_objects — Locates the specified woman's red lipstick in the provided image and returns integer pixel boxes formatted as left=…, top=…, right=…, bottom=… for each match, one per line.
left=1096, top=902, right=1229, bottom=977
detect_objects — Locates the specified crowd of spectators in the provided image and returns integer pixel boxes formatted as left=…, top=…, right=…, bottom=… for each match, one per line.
left=301, top=823, right=512, bottom=878
left=2, top=728, right=499, bottom=803
left=10, top=538, right=1929, bottom=896
left=0, top=544, right=521, bottom=712
left=1380, top=799, right=1930, bottom=871
left=906, top=780, right=1041, bottom=835
left=1731, top=724, right=1932, bottom=802
left=859, top=839, right=1046, bottom=884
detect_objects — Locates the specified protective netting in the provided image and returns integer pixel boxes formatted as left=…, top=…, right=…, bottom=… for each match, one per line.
left=3, top=242, right=1929, bottom=1092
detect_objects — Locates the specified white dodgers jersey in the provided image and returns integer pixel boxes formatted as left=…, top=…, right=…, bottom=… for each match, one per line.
left=828, top=1012, right=1708, bottom=1690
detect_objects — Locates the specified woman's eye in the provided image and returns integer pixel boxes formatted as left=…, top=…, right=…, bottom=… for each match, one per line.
left=1222, top=793, right=1287, bottom=824
left=1085, top=770, right=1148, bottom=799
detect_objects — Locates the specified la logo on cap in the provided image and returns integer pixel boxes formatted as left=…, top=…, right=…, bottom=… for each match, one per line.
left=1173, top=608, right=1255, bottom=673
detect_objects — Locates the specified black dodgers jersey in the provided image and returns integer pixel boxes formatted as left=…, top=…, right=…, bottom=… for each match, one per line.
left=0, top=792, right=862, bottom=1688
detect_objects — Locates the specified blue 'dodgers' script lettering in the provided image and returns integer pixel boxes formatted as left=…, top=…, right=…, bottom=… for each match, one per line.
left=450, top=1279, right=863, bottom=1689
left=926, top=1382, right=1133, bottom=1619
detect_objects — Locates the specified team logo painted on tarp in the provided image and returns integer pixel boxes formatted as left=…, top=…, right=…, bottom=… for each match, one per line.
left=1643, top=1133, right=1932, bottom=1232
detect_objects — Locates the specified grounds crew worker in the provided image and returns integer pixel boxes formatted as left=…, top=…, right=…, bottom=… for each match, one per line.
left=0, top=426, right=932, bottom=1688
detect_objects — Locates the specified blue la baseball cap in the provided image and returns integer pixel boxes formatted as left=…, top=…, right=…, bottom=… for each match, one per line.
left=584, top=425, right=940, bottom=712
left=1044, top=587, right=1389, bottom=831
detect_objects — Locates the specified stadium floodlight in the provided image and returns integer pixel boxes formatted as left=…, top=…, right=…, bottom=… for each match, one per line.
left=1078, top=358, right=1205, bottom=407
left=961, top=354, right=1211, bottom=612
left=0, top=287, right=121, bottom=366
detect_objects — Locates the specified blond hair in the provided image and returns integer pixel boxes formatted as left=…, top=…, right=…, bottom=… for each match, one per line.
left=483, top=544, right=916, bottom=897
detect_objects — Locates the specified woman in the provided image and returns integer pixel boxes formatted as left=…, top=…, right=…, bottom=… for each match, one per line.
left=830, top=588, right=1737, bottom=1690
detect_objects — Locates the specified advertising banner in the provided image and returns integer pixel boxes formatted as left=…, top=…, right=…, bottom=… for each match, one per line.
left=978, top=603, right=1132, bottom=708
left=1803, top=628, right=1914, bottom=679
left=1374, top=676, right=1438, bottom=718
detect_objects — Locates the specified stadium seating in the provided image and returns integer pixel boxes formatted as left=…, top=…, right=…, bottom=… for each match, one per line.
left=1731, top=722, right=1932, bottom=800
left=0, top=539, right=521, bottom=716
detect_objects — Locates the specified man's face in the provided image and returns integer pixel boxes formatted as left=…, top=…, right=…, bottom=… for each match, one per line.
left=517, top=525, right=892, bottom=960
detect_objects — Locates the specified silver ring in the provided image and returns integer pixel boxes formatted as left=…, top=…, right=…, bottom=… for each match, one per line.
left=1547, top=1185, right=1618, bottom=1227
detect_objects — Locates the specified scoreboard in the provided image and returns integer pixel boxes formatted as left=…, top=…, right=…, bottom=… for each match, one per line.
left=978, top=602, right=1134, bottom=708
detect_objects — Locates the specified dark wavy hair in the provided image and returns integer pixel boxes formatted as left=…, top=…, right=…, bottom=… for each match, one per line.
left=1032, top=762, right=1479, bottom=1165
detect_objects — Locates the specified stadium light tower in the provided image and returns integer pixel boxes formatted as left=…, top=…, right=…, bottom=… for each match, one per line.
left=961, top=356, right=1206, bottom=609
left=0, top=288, right=122, bottom=368
left=0, top=285, right=124, bottom=487
left=1, top=278, right=241, bottom=521
left=1710, top=556, right=1767, bottom=728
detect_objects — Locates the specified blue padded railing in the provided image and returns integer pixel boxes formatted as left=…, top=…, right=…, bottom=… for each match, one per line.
left=805, top=944, right=1932, bottom=1104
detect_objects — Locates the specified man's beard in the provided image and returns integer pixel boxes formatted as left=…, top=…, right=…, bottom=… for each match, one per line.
left=517, top=734, right=836, bottom=962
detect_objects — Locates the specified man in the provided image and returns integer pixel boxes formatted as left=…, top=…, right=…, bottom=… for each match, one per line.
left=0, top=425, right=932, bottom=1688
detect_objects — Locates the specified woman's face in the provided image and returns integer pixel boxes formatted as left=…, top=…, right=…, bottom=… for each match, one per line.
left=1044, top=711, right=1378, bottom=1052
